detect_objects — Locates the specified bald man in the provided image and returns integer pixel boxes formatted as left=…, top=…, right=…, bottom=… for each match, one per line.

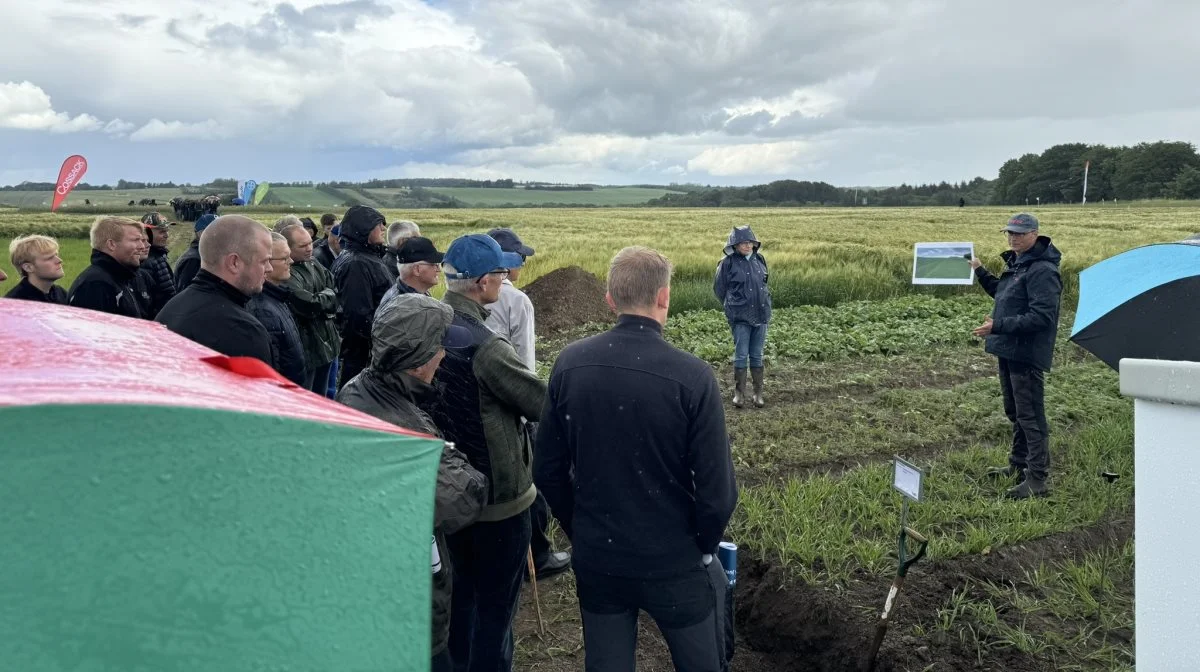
left=156, top=215, right=274, bottom=365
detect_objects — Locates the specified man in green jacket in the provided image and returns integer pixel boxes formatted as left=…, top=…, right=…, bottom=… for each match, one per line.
left=337, top=293, right=487, bottom=672
left=279, top=223, right=340, bottom=397
left=426, top=233, right=546, bottom=672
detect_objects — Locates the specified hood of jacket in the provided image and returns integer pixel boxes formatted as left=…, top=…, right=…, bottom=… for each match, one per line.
left=724, top=225, right=761, bottom=256
left=339, top=205, right=387, bottom=249
left=371, top=293, right=457, bottom=374
left=1002, top=235, right=1062, bottom=268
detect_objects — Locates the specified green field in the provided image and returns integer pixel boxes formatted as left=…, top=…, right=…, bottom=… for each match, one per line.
left=0, top=185, right=684, bottom=210
left=415, top=186, right=683, bottom=206
left=0, top=204, right=1145, bottom=670
left=0, top=188, right=185, bottom=209
left=915, top=255, right=973, bottom=280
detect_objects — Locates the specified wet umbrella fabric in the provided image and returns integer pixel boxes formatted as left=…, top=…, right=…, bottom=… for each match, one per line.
left=1070, top=240, right=1200, bottom=370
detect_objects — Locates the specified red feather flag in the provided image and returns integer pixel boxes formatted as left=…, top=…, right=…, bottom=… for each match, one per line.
left=51, top=155, right=88, bottom=212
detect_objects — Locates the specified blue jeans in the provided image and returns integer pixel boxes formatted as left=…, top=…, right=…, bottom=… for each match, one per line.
left=731, top=323, right=767, bottom=369
left=447, top=510, right=532, bottom=672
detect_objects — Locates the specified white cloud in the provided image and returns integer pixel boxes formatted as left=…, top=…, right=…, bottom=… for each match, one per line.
left=129, top=119, right=224, bottom=142
left=687, top=140, right=819, bottom=177
left=0, top=81, right=103, bottom=133
left=103, top=119, right=136, bottom=135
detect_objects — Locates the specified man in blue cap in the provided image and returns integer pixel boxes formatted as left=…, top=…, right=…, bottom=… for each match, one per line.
left=427, top=233, right=547, bottom=672
left=970, top=213, right=1063, bottom=500
left=484, top=228, right=572, bottom=582
left=173, top=213, right=216, bottom=292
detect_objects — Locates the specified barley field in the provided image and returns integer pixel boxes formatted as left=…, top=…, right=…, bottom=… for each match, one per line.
left=0, top=204, right=1158, bottom=670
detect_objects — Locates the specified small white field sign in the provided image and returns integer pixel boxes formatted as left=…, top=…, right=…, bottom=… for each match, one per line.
left=893, top=457, right=924, bottom=502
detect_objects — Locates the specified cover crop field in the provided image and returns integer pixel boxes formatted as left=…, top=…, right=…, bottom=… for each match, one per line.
left=0, top=204, right=1168, bottom=670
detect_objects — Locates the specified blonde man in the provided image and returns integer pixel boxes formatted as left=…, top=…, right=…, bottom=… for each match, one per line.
left=68, top=216, right=150, bottom=318
left=6, top=234, right=67, bottom=303
left=535, top=246, right=737, bottom=672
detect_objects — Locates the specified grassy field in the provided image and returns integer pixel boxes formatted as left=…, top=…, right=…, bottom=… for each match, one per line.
left=0, top=204, right=1148, bottom=669
left=5, top=203, right=1192, bottom=312
left=420, top=186, right=685, bottom=206
left=0, top=185, right=683, bottom=210
left=915, top=255, right=973, bottom=280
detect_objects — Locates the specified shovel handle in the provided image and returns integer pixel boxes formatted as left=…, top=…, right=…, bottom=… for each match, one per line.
left=898, top=527, right=929, bottom=576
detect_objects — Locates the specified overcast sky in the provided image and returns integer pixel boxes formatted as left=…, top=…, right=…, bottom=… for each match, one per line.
left=1, top=0, right=1196, bottom=187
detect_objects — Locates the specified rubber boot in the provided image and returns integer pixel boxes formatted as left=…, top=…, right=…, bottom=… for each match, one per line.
left=750, top=367, right=765, bottom=408
left=733, top=369, right=747, bottom=408
left=1006, top=478, right=1049, bottom=500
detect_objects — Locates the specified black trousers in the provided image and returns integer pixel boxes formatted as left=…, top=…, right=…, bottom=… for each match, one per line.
left=575, top=560, right=728, bottom=672
left=447, top=511, right=532, bottom=672
left=999, top=358, right=1051, bottom=482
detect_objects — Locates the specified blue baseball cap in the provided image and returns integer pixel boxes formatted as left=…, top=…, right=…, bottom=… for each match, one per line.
left=194, top=213, right=217, bottom=233
left=443, top=234, right=524, bottom=279
left=1003, top=213, right=1039, bottom=233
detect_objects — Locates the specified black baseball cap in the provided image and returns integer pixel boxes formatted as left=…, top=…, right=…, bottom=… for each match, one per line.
left=397, top=236, right=444, bottom=264
left=487, top=228, right=535, bottom=258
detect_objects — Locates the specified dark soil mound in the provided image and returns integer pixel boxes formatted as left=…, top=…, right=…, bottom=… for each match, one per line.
left=525, top=266, right=614, bottom=337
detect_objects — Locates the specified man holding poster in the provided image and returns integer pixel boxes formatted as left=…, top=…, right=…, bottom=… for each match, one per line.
left=969, top=213, right=1063, bottom=500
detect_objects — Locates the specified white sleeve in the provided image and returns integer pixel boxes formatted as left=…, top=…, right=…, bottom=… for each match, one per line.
left=511, top=292, right=537, bottom=371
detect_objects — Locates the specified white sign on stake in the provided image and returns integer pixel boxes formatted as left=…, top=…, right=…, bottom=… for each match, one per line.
left=893, top=457, right=923, bottom=502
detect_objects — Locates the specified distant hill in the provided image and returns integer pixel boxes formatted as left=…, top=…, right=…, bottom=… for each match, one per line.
left=0, top=184, right=687, bottom=210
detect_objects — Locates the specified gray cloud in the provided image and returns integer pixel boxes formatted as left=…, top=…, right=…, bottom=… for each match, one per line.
left=458, top=0, right=933, bottom=136
left=2, top=0, right=1200, bottom=186
left=206, top=0, right=394, bottom=51
left=116, top=14, right=153, bottom=28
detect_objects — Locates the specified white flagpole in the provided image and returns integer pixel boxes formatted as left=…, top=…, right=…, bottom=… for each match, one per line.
left=1082, top=160, right=1090, bottom=205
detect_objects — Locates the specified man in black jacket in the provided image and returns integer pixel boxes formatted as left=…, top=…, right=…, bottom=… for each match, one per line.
left=138, top=213, right=176, bottom=318
left=248, top=232, right=308, bottom=385
left=971, top=213, right=1063, bottom=500
left=331, top=205, right=392, bottom=390
left=5, top=234, right=67, bottom=303
left=156, top=215, right=273, bottom=365
left=535, top=246, right=738, bottom=672
left=174, top=213, right=216, bottom=292
left=69, top=216, right=150, bottom=319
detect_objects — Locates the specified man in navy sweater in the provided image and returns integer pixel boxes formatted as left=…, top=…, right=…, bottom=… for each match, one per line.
left=535, top=245, right=738, bottom=672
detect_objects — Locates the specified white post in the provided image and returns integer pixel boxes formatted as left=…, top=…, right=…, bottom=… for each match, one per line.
left=1120, top=358, right=1200, bottom=671
left=1082, top=160, right=1090, bottom=205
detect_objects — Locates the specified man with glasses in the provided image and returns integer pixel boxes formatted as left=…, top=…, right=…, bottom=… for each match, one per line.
left=378, top=236, right=444, bottom=312
left=484, top=228, right=573, bottom=582
left=428, top=233, right=547, bottom=672
left=156, top=215, right=273, bottom=366
left=970, top=213, right=1063, bottom=500
left=279, top=221, right=340, bottom=397
left=248, top=232, right=308, bottom=385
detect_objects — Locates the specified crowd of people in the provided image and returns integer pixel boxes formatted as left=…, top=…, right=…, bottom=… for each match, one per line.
left=2, top=207, right=1061, bottom=670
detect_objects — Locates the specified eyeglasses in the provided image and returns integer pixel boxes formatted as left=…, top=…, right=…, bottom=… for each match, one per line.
left=475, top=269, right=509, bottom=284
left=269, top=256, right=293, bottom=264
left=1005, top=231, right=1035, bottom=238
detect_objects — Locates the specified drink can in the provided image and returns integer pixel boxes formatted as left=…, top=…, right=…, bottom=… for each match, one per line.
left=718, top=541, right=737, bottom=587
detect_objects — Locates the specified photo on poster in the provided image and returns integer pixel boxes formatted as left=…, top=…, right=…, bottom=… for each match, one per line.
left=912, top=242, right=975, bottom=285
